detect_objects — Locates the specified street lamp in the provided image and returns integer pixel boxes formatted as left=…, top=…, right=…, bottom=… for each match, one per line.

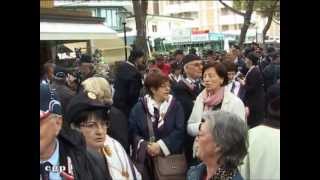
left=256, top=26, right=258, bottom=43
left=123, top=22, right=128, bottom=61
left=117, top=11, right=131, bottom=61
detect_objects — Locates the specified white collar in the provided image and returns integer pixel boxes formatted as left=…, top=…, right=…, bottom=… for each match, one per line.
left=186, top=77, right=196, bottom=84
left=145, top=94, right=173, bottom=128
left=126, top=61, right=136, bottom=68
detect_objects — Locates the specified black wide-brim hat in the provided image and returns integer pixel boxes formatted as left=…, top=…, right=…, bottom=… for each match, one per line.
left=65, top=91, right=110, bottom=125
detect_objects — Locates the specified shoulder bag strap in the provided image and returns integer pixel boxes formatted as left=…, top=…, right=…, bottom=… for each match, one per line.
left=128, top=156, right=138, bottom=180
left=141, top=97, right=156, bottom=143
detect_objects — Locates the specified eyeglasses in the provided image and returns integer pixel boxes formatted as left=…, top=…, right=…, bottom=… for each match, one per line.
left=80, top=121, right=108, bottom=130
left=190, top=62, right=203, bottom=67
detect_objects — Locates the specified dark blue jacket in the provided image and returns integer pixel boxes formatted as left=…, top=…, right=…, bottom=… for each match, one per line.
left=129, top=96, right=185, bottom=154
left=113, top=62, right=143, bottom=117
left=187, top=163, right=243, bottom=180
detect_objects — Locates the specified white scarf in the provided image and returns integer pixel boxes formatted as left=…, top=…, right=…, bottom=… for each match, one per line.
left=145, top=94, right=173, bottom=128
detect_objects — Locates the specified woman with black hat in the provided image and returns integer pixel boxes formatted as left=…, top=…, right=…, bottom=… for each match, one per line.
left=239, top=52, right=265, bottom=128
left=65, top=92, right=142, bottom=180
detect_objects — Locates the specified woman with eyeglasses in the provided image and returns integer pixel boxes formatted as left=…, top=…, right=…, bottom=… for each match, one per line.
left=65, top=91, right=141, bottom=180
left=128, top=69, right=185, bottom=180
left=187, top=62, right=246, bottom=157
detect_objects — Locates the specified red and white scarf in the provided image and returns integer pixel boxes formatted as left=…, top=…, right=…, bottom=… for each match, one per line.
left=203, top=87, right=225, bottom=111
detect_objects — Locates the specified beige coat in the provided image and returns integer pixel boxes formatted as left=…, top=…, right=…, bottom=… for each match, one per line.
left=187, top=88, right=246, bottom=137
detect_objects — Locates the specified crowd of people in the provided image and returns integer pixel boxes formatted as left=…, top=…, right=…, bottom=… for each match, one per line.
left=40, top=42, right=280, bottom=180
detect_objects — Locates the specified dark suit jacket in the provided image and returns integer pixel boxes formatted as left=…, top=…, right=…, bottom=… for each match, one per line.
left=235, top=57, right=249, bottom=75
left=243, top=67, right=265, bottom=127
left=113, top=62, right=143, bottom=117
left=172, top=80, right=202, bottom=121
left=108, top=106, right=129, bottom=153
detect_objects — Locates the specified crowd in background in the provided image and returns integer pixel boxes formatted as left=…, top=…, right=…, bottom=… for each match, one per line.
left=40, top=41, right=280, bottom=180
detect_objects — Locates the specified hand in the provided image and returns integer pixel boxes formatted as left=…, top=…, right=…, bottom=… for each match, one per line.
left=147, top=143, right=161, bottom=157
left=245, top=106, right=250, bottom=120
left=239, top=78, right=245, bottom=86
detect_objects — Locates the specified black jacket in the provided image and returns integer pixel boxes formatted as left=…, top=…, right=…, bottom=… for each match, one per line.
left=172, top=80, right=202, bottom=121
left=58, top=128, right=111, bottom=180
left=235, top=58, right=248, bottom=75
left=108, top=106, right=130, bottom=153
left=113, top=62, right=143, bottom=117
left=243, top=67, right=265, bottom=127
left=263, top=63, right=280, bottom=92
left=50, top=79, right=75, bottom=116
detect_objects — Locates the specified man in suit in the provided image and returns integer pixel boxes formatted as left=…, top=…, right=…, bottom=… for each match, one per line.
left=231, top=45, right=248, bottom=75
left=113, top=49, right=145, bottom=117
left=239, top=52, right=265, bottom=128
left=172, top=54, right=203, bottom=167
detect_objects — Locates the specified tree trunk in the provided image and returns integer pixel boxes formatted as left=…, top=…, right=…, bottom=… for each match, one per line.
left=238, top=0, right=255, bottom=48
left=262, top=13, right=273, bottom=44
left=218, top=0, right=254, bottom=49
left=262, top=0, right=279, bottom=44
left=133, top=0, right=148, bottom=55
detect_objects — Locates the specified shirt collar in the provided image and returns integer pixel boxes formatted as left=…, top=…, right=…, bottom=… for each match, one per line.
left=126, top=61, right=136, bottom=67
left=40, top=139, right=59, bottom=167
left=186, top=77, right=196, bottom=84
left=234, top=57, right=238, bottom=63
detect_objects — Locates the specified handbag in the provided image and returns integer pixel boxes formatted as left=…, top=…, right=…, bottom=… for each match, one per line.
left=145, top=109, right=187, bottom=180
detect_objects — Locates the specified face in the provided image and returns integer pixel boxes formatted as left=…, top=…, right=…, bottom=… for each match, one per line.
left=203, top=67, right=224, bottom=92
left=196, top=121, right=220, bottom=161
left=185, top=60, right=203, bottom=79
left=151, top=81, right=171, bottom=102
left=245, top=57, right=253, bottom=68
left=135, top=56, right=145, bottom=67
left=174, top=69, right=182, bottom=76
left=40, top=114, right=62, bottom=156
left=227, top=71, right=236, bottom=82
left=156, top=59, right=164, bottom=66
left=207, top=55, right=216, bottom=62
left=79, top=116, right=107, bottom=150
left=79, top=63, right=92, bottom=78
left=176, top=54, right=184, bottom=62
left=255, top=50, right=262, bottom=57
left=47, top=67, right=54, bottom=80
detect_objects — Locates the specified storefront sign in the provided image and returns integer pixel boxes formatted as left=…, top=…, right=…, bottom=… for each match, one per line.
left=208, top=33, right=224, bottom=41
left=191, top=33, right=209, bottom=42
left=171, top=28, right=191, bottom=43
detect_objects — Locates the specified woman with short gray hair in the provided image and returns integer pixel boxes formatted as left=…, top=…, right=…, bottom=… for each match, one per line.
left=187, top=111, right=248, bottom=180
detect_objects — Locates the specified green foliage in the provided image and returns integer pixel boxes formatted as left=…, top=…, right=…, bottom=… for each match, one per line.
left=232, top=0, right=279, bottom=17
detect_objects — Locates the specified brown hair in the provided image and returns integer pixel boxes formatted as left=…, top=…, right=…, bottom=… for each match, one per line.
left=222, top=61, right=237, bottom=73
left=144, top=68, right=170, bottom=97
left=203, top=62, right=228, bottom=86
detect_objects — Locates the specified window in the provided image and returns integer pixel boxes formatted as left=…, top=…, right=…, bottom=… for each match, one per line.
left=91, top=9, right=97, bottom=17
left=152, top=25, right=157, bottom=32
left=222, top=25, right=229, bottom=31
left=221, top=8, right=229, bottom=16
left=112, top=9, right=117, bottom=27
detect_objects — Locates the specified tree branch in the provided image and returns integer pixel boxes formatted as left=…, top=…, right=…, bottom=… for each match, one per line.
left=218, top=0, right=245, bottom=16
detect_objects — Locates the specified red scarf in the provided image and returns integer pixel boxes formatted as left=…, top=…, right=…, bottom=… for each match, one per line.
left=203, top=87, right=224, bottom=111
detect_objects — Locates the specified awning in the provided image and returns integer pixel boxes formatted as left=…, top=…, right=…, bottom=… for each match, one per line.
left=40, top=22, right=119, bottom=40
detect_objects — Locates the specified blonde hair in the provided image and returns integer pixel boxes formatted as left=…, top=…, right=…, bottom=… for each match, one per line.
left=81, top=77, right=113, bottom=105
